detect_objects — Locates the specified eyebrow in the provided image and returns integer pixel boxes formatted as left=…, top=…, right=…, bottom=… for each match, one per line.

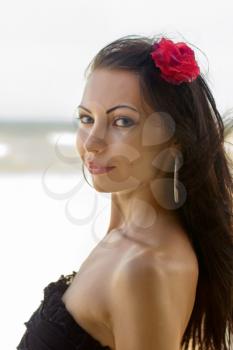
left=77, top=104, right=138, bottom=114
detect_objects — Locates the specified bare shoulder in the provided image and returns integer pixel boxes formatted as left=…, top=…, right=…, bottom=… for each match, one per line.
left=113, top=226, right=199, bottom=286
left=112, top=242, right=199, bottom=293
left=109, top=235, right=199, bottom=347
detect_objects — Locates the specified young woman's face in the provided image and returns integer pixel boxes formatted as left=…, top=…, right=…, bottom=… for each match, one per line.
left=75, top=68, right=176, bottom=193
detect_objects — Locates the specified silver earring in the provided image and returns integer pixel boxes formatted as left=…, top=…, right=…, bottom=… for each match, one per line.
left=174, top=155, right=179, bottom=203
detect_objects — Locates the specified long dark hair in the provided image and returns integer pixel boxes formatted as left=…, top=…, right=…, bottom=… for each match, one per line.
left=82, top=34, right=233, bottom=350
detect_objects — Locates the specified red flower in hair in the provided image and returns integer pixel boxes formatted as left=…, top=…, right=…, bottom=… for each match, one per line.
left=150, top=38, right=200, bottom=85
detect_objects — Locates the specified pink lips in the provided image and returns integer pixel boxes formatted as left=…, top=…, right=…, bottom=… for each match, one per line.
left=88, top=166, right=115, bottom=174
left=86, top=161, right=115, bottom=174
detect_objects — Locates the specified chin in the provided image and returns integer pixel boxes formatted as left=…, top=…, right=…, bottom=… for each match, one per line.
left=91, top=174, right=141, bottom=193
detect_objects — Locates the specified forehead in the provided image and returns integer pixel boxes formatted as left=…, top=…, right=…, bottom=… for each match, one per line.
left=81, top=68, right=150, bottom=114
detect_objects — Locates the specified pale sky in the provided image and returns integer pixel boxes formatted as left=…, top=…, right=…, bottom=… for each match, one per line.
left=1, top=0, right=233, bottom=121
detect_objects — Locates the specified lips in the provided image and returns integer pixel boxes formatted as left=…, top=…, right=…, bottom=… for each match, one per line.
left=86, top=161, right=114, bottom=169
left=88, top=166, right=115, bottom=174
left=85, top=161, right=116, bottom=175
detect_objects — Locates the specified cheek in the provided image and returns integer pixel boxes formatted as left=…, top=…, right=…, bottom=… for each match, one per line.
left=76, top=127, right=90, bottom=143
left=132, top=148, right=162, bottom=176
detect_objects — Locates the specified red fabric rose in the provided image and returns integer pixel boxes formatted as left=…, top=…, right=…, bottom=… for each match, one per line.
left=150, top=38, right=200, bottom=85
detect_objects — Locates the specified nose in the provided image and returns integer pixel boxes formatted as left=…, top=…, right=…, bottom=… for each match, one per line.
left=83, top=130, right=107, bottom=153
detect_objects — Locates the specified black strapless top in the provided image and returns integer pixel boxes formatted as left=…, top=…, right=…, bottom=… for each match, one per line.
left=16, top=271, right=111, bottom=350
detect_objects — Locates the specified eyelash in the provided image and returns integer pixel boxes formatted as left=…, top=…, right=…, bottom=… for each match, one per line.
left=76, top=114, right=135, bottom=128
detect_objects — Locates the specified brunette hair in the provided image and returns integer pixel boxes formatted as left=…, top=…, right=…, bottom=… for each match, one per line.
left=82, top=34, right=233, bottom=350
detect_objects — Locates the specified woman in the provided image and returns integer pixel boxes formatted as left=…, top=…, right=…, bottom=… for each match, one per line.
left=17, top=34, right=233, bottom=350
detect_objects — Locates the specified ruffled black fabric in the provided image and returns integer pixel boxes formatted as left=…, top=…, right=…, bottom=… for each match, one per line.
left=16, top=271, right=111, bottom=350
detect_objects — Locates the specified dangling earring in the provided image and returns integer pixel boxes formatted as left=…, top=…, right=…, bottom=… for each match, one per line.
left=174, top=155, right=179, bottom=203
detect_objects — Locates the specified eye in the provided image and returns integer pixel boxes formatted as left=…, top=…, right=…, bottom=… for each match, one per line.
left=114, top=117, right=135, bottom=127
left=76, top=115, right=135, bottom=128
left=76, top=115, right=93, bottom=125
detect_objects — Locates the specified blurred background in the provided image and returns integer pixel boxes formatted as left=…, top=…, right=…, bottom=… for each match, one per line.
left=0, top=0, right=233, bottom=349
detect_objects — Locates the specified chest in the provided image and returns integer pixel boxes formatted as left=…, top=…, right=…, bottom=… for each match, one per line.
left=61, top=233, right=135, bottom=349
left=61, top=229, right=198, bottom=350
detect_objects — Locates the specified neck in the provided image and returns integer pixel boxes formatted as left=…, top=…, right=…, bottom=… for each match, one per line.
left=106, top=182, right=182, bottom=242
